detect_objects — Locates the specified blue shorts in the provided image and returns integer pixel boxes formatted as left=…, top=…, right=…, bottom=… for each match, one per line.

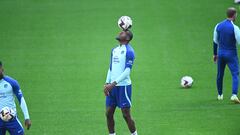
left=106, top=85, right=132, bottom=108
left=0, top=117, right=24, bottom=135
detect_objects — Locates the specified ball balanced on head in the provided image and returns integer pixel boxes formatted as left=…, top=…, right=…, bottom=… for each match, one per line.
left=118, top=16, right=132, bottom=31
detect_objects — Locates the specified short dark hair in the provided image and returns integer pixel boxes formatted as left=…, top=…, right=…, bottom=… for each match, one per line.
left=227, top=7, right=237, bottom=18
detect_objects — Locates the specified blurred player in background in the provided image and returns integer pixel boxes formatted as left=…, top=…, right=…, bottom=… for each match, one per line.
left=213, top=7, right=240, bottom=103
left=0, top=61, right=31, bottom=135
left=104, top=31, right=138, bottom=135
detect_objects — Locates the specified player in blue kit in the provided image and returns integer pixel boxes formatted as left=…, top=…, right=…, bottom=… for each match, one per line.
left=213, top=7, right=240, bottom=103
left=0, top=61, right=31, bottom=135
left=104, top=30, right=138, bottom=135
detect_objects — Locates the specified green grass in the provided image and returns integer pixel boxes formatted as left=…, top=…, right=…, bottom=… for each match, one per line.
left=1, top=0, right=240, bottom=134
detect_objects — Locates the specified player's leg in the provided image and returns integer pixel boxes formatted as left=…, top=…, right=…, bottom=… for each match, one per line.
left=5, top=117, right=24, bottom=135
left=106, top=107, right=116, bottom=135
left=0, top=120, right=7, bottom=135
left=217, top=56, right=226, bottom=99
left=121, top=108, right=137, bottom=135
left=119, top=85, right=137, bottom=135
left=106, top=87, right=117, bottom=135
left=227, top=56, right=239, bottom=95
left=0, top=128, right=6, bottom=135
left=227, top=56, right=240, bottom=103
left=0, top=124, right=6, bottom=135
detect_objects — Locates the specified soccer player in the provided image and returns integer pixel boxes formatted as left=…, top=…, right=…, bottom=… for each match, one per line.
left=104, top=30, right=138, bottom=135
left=213, top=7, right=240, bottom=103
left=0, top=61, right=31, bottom=135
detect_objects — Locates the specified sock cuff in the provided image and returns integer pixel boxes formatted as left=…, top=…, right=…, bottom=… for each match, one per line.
left=131, top=130, right=138, bottom=135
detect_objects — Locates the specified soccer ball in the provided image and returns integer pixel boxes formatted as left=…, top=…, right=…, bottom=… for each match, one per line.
left=235, top=0, right=240, bottom=4
left=181, top=76, right=194, bottom=88
left=0, top=107, right=14, bottom=122
left=118, top=16, right=132, bottom=30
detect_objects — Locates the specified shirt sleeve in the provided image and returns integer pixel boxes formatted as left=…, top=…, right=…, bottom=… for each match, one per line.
left=213, top=42, right=218, bottom=55
left=12, top=80, right=30, bottom=120
left=233, top=24, right=240, bottom=45
left=115, top=68, right=131, bottom=84
left=105, top=49, right=113, bottom=83
left=11, top=80, right=22, bottom=103
left=109, top=48, right=113, bottom=71
left=125, top=50, right=135, bottom=69
left=213, top=24, right=219, bottom=44
left=105, top=68, right=111, bottom=84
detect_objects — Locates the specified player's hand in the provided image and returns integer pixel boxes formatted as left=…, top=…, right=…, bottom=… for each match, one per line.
left=104, top=83, right=110, bottom=96
left=213, top=55, right=218, bottom=63
left=104, top=82, right=117, bottom=96
left=25, top=119, right=31, bottom=130
left=105, top=82, right=117, bottom=91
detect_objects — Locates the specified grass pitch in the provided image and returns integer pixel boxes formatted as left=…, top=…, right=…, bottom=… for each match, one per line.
left=0, top=0, right=240, bottom=134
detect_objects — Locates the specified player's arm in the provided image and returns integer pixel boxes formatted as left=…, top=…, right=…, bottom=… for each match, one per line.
left=213, top=42, right=218, bottom=63
left=104, top=69, right=132, bottom=94
left=104, top=49, right=113, bottom=96
left=116, top=48, right=135, bottom=83
left=115, top=49, right=135, bottom=84
left=12, top=80, right=31, bottom=130
left=105, top=48, right=114, bottom=84
left=233, top=24, right=240, bottom=44
left=115, top=68, right=131, bottom=84
left=104, top=68, right=112, bottom=96
left=105, top=49, right=135, bottom=92
left=105, top=68, right=111, bottom=84
left=213, top=24, right=218, bottom=63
